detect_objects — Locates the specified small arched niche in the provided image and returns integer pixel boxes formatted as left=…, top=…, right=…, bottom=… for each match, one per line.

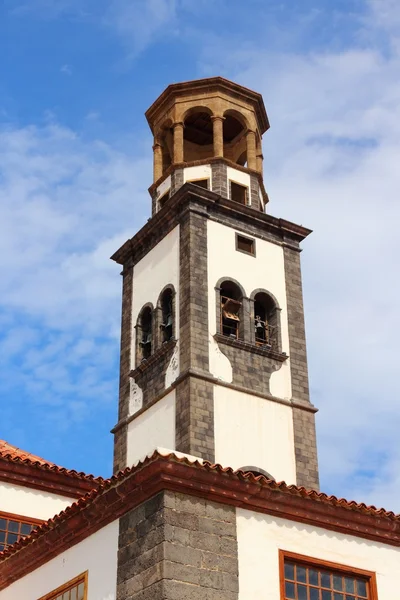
left=223, top=110, right=247, bottom=165
left=183, top=106, right=214, bottom=162
left=219, top=280, right=243, bottom=339
left=253, top=291, right=280, bottom=350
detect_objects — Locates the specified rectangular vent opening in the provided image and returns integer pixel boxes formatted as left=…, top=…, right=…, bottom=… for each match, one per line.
left=236, top=234, right=255, bottom=256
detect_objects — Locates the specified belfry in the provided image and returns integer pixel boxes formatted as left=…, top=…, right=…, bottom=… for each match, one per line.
left=111, top=77, right=319, bottom=490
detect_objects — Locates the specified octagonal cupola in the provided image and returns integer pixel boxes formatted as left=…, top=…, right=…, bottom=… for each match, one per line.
left=146, top=77, right=270, bottom=214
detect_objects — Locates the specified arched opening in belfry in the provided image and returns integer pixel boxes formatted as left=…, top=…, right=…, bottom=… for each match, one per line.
left=253, top=292, right=279, bottom=350
left=160, top=287, right=173, bottom=343
left=220, top=280, right=243, bottom=339
left=183, top=108, right=214, bottom=162
left=140, top=306, right=153, bottom=360
left=159, top=120, right=173, bottom=175
left=223, top=110, right=247, bottom=165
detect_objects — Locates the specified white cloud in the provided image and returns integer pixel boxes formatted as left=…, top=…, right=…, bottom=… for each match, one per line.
left=0, top=121, right=152, bottom=432
left=60, top=64, right=72, bottom=75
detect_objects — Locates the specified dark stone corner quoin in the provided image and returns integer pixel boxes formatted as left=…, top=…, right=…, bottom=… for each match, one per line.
left=116, top=490, right=239, bottom=600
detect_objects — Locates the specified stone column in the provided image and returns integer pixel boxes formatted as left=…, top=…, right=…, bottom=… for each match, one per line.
left=153, top=142, right=163, bottom=182
left=246, top=130, right=257, bottom=170
left=212, top=115, right=225, bottom=158
left=173, top=121, right=184, bottom=164
left=256, top=151, right=264, bottom=174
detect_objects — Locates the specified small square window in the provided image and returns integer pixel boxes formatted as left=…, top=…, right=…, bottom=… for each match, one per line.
left=158, top=190, right=170, bottom=209
left=188, top=178, right=209, bottom=189
left=236, top=233, right=255, bottom=256
left=230, top=180, right=248, bottom=205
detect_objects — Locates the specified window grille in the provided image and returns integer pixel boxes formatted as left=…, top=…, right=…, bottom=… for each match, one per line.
left=0, top=512, right=41, bottom=552
left=281, top=552, right=376, bottom=600
left=38, top=572, right=87, bottom=600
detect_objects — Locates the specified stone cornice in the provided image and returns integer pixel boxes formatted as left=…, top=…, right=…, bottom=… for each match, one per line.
left=1, top=452, right=400, bottom=590
left=145, top=76, right=269, bottom=134
left=110, top=183, right=312, bottom=266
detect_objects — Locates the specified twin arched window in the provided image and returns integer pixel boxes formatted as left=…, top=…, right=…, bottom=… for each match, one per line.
left=218, top=280, right=280, bottom=351
left=136, top=286, right=175, bottom=363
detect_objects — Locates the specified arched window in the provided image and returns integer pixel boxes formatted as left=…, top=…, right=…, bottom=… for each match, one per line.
left=139, top=306, right=153, bottom=360
left=220, top=280, right=243, bottom=339
left=253, top=292, right=279, bottom=350
left=160, top=288, right=174, bottom=343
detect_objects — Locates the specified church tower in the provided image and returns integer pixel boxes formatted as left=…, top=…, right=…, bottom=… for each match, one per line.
left=111, top=77, right=319, bottom=490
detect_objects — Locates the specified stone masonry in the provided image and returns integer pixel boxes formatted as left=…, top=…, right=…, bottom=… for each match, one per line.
left=283, top=245, right=319, bottom=489
left=113, top=261, right=133, bottom=474
left=117, top=491, right=238, bottom=600
left=175, top=203, right=215, bottom=462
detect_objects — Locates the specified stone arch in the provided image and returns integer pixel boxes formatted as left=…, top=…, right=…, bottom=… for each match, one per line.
left=182, top=105, right=214, bottom=162
left=250, top=289, right=281, bottom=351
left=156, top=284, right=176, bottom=346
left=215, top=277, right=246, bottom=339
left=239, top=466, right=276, bottom=481
left=222, top=109, right=249, bottom=164
left=135, top=302, right=154, bottom=363
left=156, top=118, right=173, bottom=175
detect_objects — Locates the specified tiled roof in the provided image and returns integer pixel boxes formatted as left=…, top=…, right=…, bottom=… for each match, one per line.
left=0, top=440, right=55, bottom=466
left=1, top=448, right=399, bottom=568
left=0, top=439, right=104, bottom=499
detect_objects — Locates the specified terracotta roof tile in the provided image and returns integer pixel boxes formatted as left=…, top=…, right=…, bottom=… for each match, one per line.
left=0, top=440, right=54, bottom=466
left=0, top=439, right=104, bottom=486
left=1, top=449, right=399, bottom=565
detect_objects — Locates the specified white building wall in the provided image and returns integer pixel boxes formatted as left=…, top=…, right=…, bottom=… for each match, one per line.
left=226, top=166, right=251, bottom=192
left=0, top=482, right=74, bottom=521
left=126, top=391, right=175, bottom=467
left=131, top=225, right=180, bottom=371
left=184, top=164, right=212, bottom=185
left=214, top=386, right=296, bottom=484
left=237, top=509, right=400, bottom=600
left=0, top=521, right=118, bottom=600
left=207, top=219, right=292, bottom=400
left=156, top=174, right=171, bottom=200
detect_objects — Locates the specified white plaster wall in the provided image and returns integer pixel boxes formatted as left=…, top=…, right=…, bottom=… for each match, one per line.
left=131, top=225, right=180, bottom=370
left=227, top=166, right=250, bottom=193
left=207, top=219, right=291, bottom=400
left=0, top=481, right=74, bottom=521
left=156, top=174, right=171, bottom=200
left=237, top=509, right=400, bottom=600
left=184, top=164, right=212, bottom=185
left=214, top=386, right=296, bottom=484
left=126, top=391, right=175, bottom=467
left=0, top=521, right=118, bottom=600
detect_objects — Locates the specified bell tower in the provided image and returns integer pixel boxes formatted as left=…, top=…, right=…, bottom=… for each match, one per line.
left=111, top=77, right=319, bottom=490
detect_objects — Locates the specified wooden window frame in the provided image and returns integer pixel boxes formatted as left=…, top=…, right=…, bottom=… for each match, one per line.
left=0, top=510, right=43, bottom=551
left=158, top=189, right=170, bottom=210
left=187, top=177, right=210, bottom=190
left=235, top=233, right=256, bottom=257
left=229, top=179, right=249, bottom=206
left=38, top=571, right=88, bottom=600
left=279, top=550, right=378, bottom=600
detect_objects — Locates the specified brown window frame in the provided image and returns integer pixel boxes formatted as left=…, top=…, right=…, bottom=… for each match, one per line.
left=236, top=233, right=255, bottom=256
left=279, top=550, right=378, bottom=600
left=229, top=179, right=249, bottom=205
left=187, top=177, right=210, bottom=190
left=158, top=189, right=170, bottom=210
left=0, top=510, right=43, bottom=552
left=38, top=571, right=88, bottom=600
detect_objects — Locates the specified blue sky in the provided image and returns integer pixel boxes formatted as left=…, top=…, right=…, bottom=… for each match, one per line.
left=1, top=0, right=400, bottom=510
